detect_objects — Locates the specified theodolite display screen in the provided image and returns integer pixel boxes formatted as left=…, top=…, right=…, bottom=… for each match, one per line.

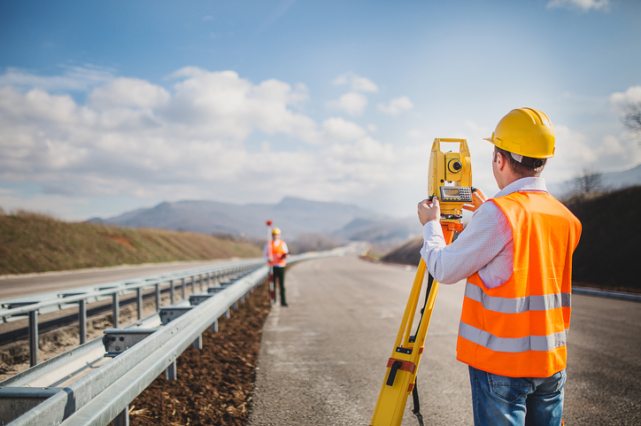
left=439, top=186, right=473, bottom=202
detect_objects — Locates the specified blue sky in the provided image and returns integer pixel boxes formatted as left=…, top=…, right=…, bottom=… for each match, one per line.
left=1, top=0, right=640, bottom=219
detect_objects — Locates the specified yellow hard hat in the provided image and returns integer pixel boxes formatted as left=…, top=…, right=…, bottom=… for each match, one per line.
left=484, top=107, right=555, bottom=159
left=271, top=227, right=281, bottom=235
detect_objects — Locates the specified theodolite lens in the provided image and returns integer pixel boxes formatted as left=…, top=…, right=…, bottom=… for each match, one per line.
left=449, top=160, right=462, bottom=172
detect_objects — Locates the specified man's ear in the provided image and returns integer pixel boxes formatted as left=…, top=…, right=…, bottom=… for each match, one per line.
left=494, top=150, right=506, bottom=171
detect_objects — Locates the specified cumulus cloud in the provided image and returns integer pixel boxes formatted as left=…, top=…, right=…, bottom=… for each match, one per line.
left=546, top=0, right=609, bottom=12
left=378, top=96, right=414, bottom=116
left=322, top=117, right=367, bottom=141
left=610, top=85, right=641, bottom=108
left=0, top=67, right=404, bottom=218
left=329, top=91, right=368, bottom=116
left=332, top=72, right=378, bottom=93
left=89, top=78, right=170, bottom=110
left=610, top=85, right=641, bottom=136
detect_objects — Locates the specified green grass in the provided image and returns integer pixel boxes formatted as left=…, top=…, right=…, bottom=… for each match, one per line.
left=0, top=210, right=262, bottom=275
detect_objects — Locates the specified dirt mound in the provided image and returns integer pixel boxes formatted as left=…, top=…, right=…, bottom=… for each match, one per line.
left=380, top=237, right=421, bottom=266
left=130, top=282, right=272, bottom=425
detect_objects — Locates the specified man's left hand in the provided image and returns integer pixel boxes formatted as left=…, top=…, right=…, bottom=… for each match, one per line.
left=418, top=197, right=440, bottom=225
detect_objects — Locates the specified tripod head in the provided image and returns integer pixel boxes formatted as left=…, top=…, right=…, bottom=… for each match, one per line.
left=428, top=138, right=473, bottom=220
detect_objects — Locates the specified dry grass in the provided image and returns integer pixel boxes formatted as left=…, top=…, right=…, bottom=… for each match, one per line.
left=0, top=210, right=262, bottom=274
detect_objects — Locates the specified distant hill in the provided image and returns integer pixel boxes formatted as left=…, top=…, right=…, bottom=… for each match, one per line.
left=548, top=163, right=641, bottom=197
left=334, top=216, right=420, bottom=245
left=93, top=196, right=419, bottom=244
left=0, top=211, right=261, bottom=274
left=381, top=186, right=641, bottom=292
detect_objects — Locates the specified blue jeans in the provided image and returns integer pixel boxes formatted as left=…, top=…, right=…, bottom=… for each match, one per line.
left=468, top=366, right=566, bottom=426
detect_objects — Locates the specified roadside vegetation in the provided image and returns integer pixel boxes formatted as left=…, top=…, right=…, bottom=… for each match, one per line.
left=380, top=185, right=641, bottom=293
left=0, top=209, right=261, bottom=275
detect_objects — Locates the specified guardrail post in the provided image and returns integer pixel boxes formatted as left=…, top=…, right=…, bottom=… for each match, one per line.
left=191, top=276, right=195, bottom=294
left=155, top=283, right=161, bottom=311
left=136, top=288, right=143, bottom=320
left=199, top=274, right=204, bottom=292
left=112, top=293, right=119, bottom=327
left=113, top=406, right=130, bottom=426
left=79, top=299, right=87, bottom=344
left=169, top=280, right=175, bottom=304
left=192, top=335, right=203, bottom=350
left=210, top=320, right=219, bottom=333
left=165, top=360, right=177, bottom=381
left=28, top=310, right=38, bottom=366
left=181, top=278, right=186, bottom=300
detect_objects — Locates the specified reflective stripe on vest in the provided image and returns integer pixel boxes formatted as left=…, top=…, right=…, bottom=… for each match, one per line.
left=459, top=323, right=568, bottom=353
left=464, top=283, right=571, bottom=314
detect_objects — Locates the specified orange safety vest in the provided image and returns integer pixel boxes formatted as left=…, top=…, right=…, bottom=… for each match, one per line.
left=268, top=240, right=288, bottom=267
left=456, top=191, right=582, bottom=378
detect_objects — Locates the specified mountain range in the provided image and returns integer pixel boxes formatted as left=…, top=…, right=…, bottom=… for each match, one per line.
left=91, top=163, right=641, bottom=246
left=91, top=197, right=421, bottom=244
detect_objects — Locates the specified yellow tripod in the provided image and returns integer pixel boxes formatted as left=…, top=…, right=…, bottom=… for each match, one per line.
left=371, top=138, right=472, bottom=425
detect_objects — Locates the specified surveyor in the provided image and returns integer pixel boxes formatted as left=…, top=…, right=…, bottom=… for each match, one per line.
left=265, top=227, right=289, bottom=307
left=417, top=107, right=582, bottom=425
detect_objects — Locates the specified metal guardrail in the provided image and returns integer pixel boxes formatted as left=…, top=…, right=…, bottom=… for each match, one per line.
left=0, top=251, right=332, bottom=425
left=573, top=286, right=641, bottom=303
left=0, top=259, right=263, bottom=367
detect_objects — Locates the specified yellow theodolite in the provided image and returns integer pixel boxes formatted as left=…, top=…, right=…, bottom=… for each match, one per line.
left=371, top=138, right=472, bottom=426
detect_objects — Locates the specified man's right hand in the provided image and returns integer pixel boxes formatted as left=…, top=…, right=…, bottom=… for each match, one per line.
left=418, top=197, right=440, bottom=225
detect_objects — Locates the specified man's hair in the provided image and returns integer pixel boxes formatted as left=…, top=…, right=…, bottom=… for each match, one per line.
left=494, top=147, right=546, bottom=177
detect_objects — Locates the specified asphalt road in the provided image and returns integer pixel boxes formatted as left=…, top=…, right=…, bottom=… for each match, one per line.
left=0, top=260, right=236, bottom=300
left=249, top=256, right=641, bottom=425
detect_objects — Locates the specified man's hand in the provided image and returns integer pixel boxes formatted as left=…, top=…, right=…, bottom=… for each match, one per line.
left=463, top=188, right=487, bottom=212
left=418, top=197, right=440, bottom=225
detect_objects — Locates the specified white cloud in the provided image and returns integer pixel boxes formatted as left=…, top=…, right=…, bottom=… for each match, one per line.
left=378, top=96, right=414, bottom=116
left=546, top=0, right=609, bottom=12
left=0, top=67, right=409, bottom=219
left=329, top=91, right=368, bottom=116
left=332, top=72, right=378, bottom=93
left=610, top=85, right=641, bottom=108
left=609, top=85, right=641, bottom=141
left=322, top=117, right=367, bottom=141
left=89, top=78, right=170, bottom=109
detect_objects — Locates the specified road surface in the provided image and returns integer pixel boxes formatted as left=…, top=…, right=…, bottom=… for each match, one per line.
left=249, top=256, right=641, bottom=425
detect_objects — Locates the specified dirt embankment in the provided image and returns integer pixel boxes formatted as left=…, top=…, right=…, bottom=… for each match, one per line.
left=0, top=210, right=261, bottom=275
left=565, top=186, right=641, bottom=292
left=130, top=281, right=272, bottom=425
left=380, top=186, right=641, bottom=292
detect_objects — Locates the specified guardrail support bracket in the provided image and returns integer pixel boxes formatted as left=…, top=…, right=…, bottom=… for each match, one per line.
left=113, top=405, right=130, bottom=426
left=192, top=335, right=203, bottom=350
left=165, top=360, right=177, bottom=381
left=0, top=387, right=61, bottom=424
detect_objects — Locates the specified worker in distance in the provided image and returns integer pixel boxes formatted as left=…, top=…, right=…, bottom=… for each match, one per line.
left=417, top=107, right=582, bottom=425
left=265, top=227, right=289, bottom=307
